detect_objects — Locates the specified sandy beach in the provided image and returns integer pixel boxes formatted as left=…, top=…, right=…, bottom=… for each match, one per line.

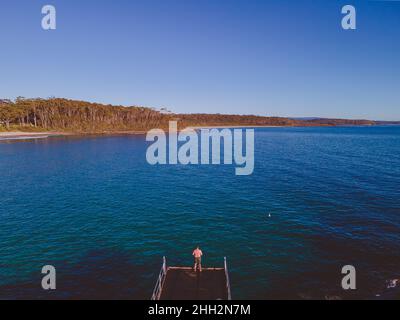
left=0, top=130, right=149, bottom=139
left=0, top=131, right=68, bottom=139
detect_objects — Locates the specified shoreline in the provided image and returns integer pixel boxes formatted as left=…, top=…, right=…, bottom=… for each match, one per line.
left=0, top=130, right=147, bottom=139
left=1, top=124, right=397, bottom=139
left=0, top=131, right=69, bottom=138
left=187, top=125, right=284, bottom=129
left=0, top=126, right=284, bottom=139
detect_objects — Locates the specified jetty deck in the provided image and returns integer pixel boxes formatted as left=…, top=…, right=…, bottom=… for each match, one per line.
left=151, top=257, right=231, bottom=300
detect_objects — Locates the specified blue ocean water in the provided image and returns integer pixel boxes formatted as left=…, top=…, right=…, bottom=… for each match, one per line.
left=0, top=126, right=399, bottom=299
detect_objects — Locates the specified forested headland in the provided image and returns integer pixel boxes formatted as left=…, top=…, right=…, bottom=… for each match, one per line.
left=0, top=97, right=397, bottom=133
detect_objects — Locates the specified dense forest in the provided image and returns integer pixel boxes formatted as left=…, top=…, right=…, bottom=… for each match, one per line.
left=0, top=97, right=397, bottom=132
left=0, top=98, right=168, bottom=132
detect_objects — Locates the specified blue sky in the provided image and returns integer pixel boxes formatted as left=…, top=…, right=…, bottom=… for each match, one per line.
left=0, top=0, right=399, bottom=120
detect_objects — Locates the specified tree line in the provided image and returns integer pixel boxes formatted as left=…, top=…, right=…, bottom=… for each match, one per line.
left=1, top=97, right=393, bottom=132
left=0, top=98, right=169, bottom=131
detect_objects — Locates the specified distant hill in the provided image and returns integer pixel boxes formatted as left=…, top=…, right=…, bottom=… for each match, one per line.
left=0, top=98, right=398, bottom=132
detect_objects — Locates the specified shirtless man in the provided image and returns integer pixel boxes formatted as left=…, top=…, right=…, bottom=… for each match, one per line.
left=192, top=246, right=203, bottom=272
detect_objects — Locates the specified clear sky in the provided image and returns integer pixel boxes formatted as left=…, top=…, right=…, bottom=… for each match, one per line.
left=0, top=0, right=399, bottom=120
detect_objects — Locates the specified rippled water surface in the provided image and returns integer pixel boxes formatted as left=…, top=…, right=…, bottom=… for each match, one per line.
left=1, top=126, right=399, bottom=299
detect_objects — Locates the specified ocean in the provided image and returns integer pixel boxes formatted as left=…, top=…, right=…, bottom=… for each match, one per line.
left=0, top=126, right=399, bottom=299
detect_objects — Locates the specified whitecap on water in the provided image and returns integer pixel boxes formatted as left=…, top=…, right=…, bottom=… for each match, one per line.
left=386, top=279, right=399, bottom=289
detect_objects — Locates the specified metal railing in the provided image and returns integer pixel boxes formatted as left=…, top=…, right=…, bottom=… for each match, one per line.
left=224, top=257, right=232, bottom=300
left=151, top=256, right=232, bottom=300
left=151, top=256, right=167, bottom=300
